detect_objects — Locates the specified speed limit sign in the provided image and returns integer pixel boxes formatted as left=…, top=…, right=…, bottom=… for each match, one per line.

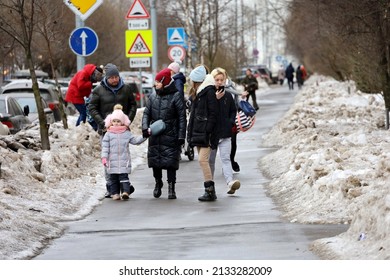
left=168, top=45, right=186, bottom=62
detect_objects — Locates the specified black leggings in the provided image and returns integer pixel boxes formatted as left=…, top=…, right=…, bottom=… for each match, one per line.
left=230, top=132, right=237, bottom=163
left=153, top=167, right=176, bottom=183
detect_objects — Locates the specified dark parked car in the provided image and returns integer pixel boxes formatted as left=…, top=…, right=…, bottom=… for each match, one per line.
left=0, top=95, right=32, bottom=134
left=4, top=92, right=55, bottom=124
left=1, top=80, right=62, bottom=121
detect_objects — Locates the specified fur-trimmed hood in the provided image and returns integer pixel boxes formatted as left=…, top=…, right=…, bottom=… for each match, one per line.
left=196, top=74, right=215, bottom=94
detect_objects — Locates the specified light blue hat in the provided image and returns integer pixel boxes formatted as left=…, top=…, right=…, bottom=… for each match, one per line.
left=189, top=65, right=207, bottom=82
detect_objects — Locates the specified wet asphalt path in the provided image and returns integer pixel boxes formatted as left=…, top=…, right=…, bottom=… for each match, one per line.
left=34, top=85, right=348, bottom=260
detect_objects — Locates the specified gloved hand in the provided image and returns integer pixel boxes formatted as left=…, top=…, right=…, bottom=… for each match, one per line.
left=102, top=158, right=107, bottom=166
left=178, top=138, right=185, bottom=146
left=142, top=129, right=150, bottom=138
left=185, top=99, right=192, bottom=109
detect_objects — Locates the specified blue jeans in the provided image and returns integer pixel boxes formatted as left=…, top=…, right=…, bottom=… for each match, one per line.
left=73, top=103, right=87, bottom=126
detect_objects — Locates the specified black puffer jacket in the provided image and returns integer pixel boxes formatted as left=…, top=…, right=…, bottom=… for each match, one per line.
left=87, top=78, right=138, bottom=129
left=142, top=82, right=186, bottom=170
left=187, top=74, right=219, bottom=149
left=215, top=89, right=237, bottom=139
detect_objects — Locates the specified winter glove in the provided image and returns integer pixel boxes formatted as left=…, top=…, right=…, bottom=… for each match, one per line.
left=102, top=158, right=107, bottom=166
left=178, top=138, right=185, bottom=146
left=142, top=129, right=150, bottom=138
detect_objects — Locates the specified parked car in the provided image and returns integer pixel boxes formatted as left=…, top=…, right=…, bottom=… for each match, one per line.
left=4, top=92, right=55, bottom=124
left=1, top=80, right=62, bottom=121
left=120, top=71, right=150, bottom=107
left=0, top=95, right=32, bottom=134
left=41, top=78, right=70, bottom=99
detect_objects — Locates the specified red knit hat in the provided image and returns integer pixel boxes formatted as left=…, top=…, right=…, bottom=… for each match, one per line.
left=155, top=68, right=172, bottom=87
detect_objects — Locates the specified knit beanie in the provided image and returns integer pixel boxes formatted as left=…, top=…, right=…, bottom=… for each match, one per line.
left=168, top=62, right=180, bottom=74
left=104, top=104, right=130, bottom=128
left=104, top=63, right=120, bottom=78
left=155, top=68, right=173, bottom=87
left=189, top=65, right=207, bottom=82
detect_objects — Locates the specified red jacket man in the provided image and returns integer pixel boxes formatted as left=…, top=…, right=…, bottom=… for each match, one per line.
left=65, top=64, right=103, bottom=126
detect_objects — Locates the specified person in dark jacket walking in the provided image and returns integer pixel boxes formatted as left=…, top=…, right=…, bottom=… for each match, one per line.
left=285, top=63, right=295, bottom=90
left=87, top=63, right=138, bottom=198
left=187, top=65, right=219, bottom=201
left=65, top=64, right=103, bottom=126
left=209, top=67, right=240, bottom=195
left=101, top=104, right=147, bottom=200
left=242, top=68, right=259, bottom=110
left=142, top=68, right=187, bottom=199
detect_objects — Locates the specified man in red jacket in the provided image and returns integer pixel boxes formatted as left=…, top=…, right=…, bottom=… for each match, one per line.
left=65, top=64, right=103, bottom=126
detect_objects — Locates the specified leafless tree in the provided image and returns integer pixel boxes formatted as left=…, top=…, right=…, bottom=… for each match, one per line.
left=0, top=0, right=50, bottom=149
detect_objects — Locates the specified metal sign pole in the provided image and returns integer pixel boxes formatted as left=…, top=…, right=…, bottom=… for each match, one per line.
left=76, top=15, right=85, bottom=71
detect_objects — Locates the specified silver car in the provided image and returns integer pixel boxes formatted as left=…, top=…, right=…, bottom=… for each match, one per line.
left=4, top=92, right=55, bottom=124
left=0, top=95, right=32, bottom=134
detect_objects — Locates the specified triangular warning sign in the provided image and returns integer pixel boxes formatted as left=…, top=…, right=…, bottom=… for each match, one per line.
left=125, top=0, right=150, bottom=19
left=169, top=29, right=184, bottom=42
left=128, top=33, right=151, bottom=55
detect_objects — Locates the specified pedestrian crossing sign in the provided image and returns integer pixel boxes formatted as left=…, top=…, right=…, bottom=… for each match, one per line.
left=167, top=27, right=186, bottom=46
left=125, top=30, right=153, bottom=57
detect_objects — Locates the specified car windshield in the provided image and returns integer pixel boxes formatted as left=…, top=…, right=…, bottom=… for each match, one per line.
left=13, top=97, right=38, bottom=113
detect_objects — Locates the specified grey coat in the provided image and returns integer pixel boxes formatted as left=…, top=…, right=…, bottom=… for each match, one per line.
left=101, top=129, right=145, bottom=174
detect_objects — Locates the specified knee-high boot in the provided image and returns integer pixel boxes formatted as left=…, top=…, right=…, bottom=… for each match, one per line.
left=198, top=181, right=217, bottom=202
left=168, top=182, right=176, bottom=199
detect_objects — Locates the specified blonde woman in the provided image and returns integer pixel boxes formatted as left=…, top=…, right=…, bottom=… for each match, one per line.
left=209, top=67, right=240, bottom=195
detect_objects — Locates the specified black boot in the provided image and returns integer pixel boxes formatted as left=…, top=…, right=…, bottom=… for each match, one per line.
left=198, top=181, right=217, bottom=202
left=104, top=183, right=111, bottom=198
left=168, top=182, right=177, bottom=199
left=153, top=179, right=163, bottom=198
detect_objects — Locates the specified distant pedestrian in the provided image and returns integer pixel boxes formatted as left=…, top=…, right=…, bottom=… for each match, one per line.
left=187, top=65, right=219, bottom=201
left=296, top=64, right=308, bottom=89
left=88, top=63, right=138, bottom=198
left=168, top=61, right=186, bottom=97
left=65, top=64, right=103, bottom=126
left=285, top=63, right=295, bottom=90
left=242, top=68, right=259, bottom=110
left=142, top=67, right=187, bottom=199
left=101, top=104, right=147, bottom=201
left=277, top=66, right=285, bottom=85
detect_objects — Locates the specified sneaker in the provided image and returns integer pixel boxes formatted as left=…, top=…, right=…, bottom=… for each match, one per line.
left=104, top=191, right=111, bottom=198
left=112, top=194, right=120, bottom=200
left=232, top=162, right=240, bottom=172
left=227, top=180, right=240, bottom=194
left=121, top=192, right=129, bottom=200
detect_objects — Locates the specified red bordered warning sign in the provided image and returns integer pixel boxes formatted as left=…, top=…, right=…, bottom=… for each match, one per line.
left=125, top=0, right=150, bottom=19
left=128, top=34, right=151, bottom=55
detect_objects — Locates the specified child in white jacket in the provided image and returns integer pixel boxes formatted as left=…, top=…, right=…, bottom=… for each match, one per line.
left=101, top=104, right=147, bottom=200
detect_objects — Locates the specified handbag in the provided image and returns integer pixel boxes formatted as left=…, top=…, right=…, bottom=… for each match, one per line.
left=149, top=119, right=166, bottom=136
left=235, top=111, right=255, bottom=132
left=239, top=100, right=257, bottom=117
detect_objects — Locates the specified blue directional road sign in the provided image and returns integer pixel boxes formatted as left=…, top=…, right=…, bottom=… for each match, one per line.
left=167, top=27, right=186, bottom=47
left=69, top=27, right=99, bottom=56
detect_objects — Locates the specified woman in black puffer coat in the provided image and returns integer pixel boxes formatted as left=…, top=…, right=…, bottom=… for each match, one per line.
left=142, top=68, right=187, bottom=200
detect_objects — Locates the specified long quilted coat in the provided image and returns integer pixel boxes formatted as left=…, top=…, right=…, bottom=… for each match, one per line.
left=142, top=82, right=186, bottom=170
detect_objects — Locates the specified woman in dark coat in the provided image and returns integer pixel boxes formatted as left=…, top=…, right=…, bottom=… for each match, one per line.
left=187, top=65, right=219, bottom=201
left=142, top=68, right=187, bottom=199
